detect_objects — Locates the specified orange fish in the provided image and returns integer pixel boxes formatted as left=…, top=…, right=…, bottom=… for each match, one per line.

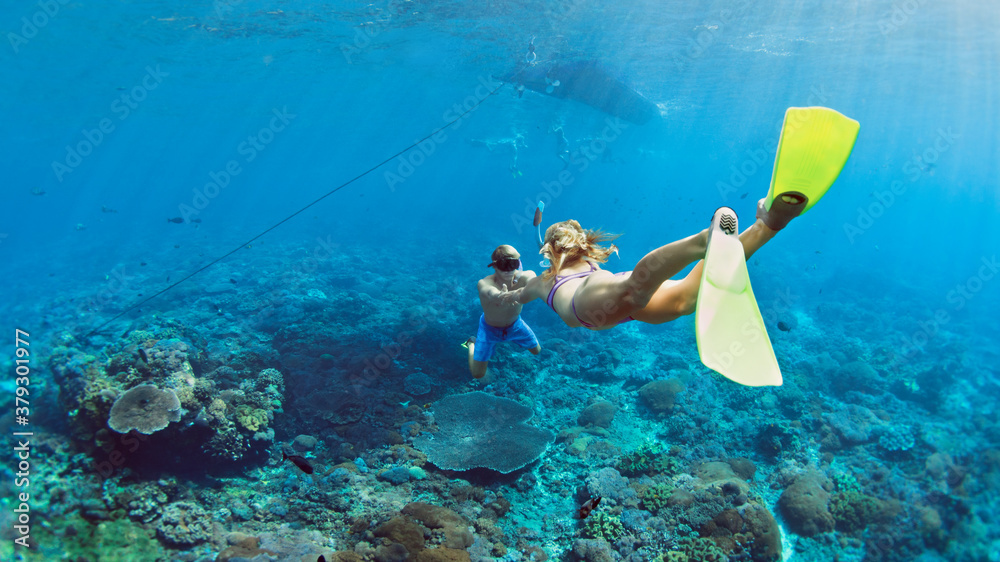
left=577, top=496, right=601, bottom=519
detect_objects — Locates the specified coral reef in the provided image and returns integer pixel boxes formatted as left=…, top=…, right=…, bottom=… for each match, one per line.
left=581, top=512, right=625, bottom=542
left=155, top=501, right=212, bottom=546
left=638, top=378, right=686, bottom=415
left=615, top=443, right=683, bottom=477
left=107, top=385, right=182, bottom=434
left=413, top=392, right=554, bottom=473
left=14, top=237, right=999, bottom=562
left=778, top=471, right=835, bottom=536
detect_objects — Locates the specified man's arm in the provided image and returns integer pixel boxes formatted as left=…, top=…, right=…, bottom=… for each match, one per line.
left=502, top=275, right=543, bottom=305
left=478, top=278, right=504, bottom=301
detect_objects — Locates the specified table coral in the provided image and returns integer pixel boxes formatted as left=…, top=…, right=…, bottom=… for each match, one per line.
left=107, top=385, right=182, bottom=434
left=413, top=392, right=554, bottom=473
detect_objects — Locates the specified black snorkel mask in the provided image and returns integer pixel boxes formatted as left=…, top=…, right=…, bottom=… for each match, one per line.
left=488, top=257, right=522, bottom=272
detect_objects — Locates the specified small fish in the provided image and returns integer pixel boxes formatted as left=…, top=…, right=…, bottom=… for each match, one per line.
left=577, top=496, right=601, bottom=519
left=740, top=192, right=748, bottom=199
left=167, top=217, right=185, bottom=224
left=777, top=321, right=791, bottom=332
left=283, top=452, right=314, bottom=474
left=31, top=187, right=46, bottom=196
left=229, top=278, right=237, bottom=284
left=137, top=348, right=149, bottom=362
left=191, top=218, right=202, bottom=223
left=140, top=262, right=147, bottom=266
left=102, top=206, right=118, bottom=213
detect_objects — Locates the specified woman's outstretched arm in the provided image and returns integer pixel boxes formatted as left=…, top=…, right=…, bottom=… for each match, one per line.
left=501, top=275, right=545, bottom=306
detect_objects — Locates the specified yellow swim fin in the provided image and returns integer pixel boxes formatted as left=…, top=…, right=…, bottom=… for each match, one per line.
left=696, top=208, right=782, bottom=387
left=697, top=107, right=860, bottom=386
left=759, top=107, right=860, bottom=229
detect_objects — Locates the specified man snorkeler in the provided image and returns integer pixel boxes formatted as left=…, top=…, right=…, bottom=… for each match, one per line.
left=464, top=245, right=542, bottom=378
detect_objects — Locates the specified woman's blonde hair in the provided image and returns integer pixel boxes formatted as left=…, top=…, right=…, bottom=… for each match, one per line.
left=540, top=220, right=619, bottom=281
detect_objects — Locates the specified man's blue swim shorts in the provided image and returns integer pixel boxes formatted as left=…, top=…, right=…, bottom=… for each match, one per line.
left=473, top=314, right=539, bottom=362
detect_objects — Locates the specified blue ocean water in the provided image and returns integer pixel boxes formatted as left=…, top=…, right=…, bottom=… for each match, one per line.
left=2, top=0, right=998, bottom=560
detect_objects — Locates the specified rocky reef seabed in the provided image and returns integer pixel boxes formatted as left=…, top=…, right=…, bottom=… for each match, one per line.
left=0, top=241, right=998, bottom=562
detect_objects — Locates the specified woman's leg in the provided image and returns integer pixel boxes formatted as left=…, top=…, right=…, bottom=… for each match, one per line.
left=571, top=229, right=709, bottom=327
left=633, top=218, right=779, bottom=323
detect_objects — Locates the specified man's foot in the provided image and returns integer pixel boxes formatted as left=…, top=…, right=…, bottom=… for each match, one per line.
left=756, top=193, right=807, bottom=231
left=461, top=336, right=476, bottom=349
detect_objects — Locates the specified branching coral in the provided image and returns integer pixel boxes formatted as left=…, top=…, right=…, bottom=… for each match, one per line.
left=616, top=443, right=682, bottom=477
left=877, top=425, right=916, bottom=453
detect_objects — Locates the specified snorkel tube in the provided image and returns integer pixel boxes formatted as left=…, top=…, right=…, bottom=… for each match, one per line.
left=533, top=201, right=551, bottom=267
left=533, top=201, right=544, bottom=248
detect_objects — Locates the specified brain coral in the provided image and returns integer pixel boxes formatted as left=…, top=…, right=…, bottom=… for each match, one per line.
left=777, top=471, right=835, bottom=536
left=413, top=392, right=554, bottom=473
left=108, top=385, right=182, bottom=434
left=156, top=501, right=212, bottom=546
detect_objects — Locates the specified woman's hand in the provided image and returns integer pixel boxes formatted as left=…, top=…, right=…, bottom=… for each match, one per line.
left=497, top=284, right=523, bottom=306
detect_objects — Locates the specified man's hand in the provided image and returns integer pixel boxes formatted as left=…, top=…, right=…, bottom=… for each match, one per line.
left=496, top=284, right=521, bottom=306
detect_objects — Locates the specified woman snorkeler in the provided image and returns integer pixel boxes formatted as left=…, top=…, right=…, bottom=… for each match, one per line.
left=502, top=200, right=799, bottom=330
